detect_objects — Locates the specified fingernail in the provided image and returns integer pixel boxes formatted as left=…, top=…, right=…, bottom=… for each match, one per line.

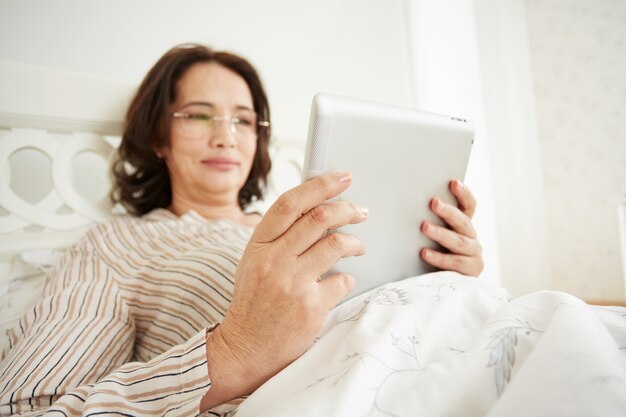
left=359, top=207, right=369, bottom=218
left=455, top=179, right=464, bottom=189
left=335, top=172, right=352, bottom=183
left=426, top=222, right=435, bottom=233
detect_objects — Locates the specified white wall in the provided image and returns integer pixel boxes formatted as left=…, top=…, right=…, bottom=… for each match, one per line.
left=0, top=0, right=413, bottom=142
left=525, top=0, right=626, bottom=301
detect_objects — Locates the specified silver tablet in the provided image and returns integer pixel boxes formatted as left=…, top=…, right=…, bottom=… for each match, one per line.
left=303, top=93, right=474, bottom=298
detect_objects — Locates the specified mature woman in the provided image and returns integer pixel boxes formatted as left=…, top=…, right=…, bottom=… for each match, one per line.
left=0, top=44, right=482, bottom=416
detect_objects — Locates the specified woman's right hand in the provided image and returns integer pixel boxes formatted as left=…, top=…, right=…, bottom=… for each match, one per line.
left=201, top=172, right=367, bottom=411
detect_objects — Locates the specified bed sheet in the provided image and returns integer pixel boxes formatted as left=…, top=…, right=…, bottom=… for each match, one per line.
left=226, top=272, right=626, bottom=417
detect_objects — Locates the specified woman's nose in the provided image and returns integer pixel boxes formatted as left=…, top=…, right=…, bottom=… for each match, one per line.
left=210, top=119, right=237, bottom=147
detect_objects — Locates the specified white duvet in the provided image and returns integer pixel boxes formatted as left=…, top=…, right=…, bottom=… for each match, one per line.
left=230, top=272, right=626, bottom=417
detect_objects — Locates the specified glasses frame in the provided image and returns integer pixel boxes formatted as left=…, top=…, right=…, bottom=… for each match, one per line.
left=171, top=110, right=270, bottom=140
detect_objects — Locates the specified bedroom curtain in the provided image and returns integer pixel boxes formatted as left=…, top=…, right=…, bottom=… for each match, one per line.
left=405, top=0, right=552, bottom=295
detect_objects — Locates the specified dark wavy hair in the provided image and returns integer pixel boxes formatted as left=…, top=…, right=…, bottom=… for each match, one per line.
left=111, top=44, right=272, bottom=216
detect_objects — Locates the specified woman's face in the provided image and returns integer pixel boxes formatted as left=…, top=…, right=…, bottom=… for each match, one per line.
left=160, top=62, right=258, bottom=206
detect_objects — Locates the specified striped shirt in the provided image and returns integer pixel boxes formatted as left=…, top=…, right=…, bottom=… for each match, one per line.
left=0, top=209, right=252, bottom=416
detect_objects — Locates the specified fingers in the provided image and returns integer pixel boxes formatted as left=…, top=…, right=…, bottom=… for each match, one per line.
left=281, top=201, right=368, bottom=256
left=431, top=197, right=476, bottom=239
left=253, top=172, right=353, bottom=243
left=421, top=221, right=481, bottom=256
left=420, top=248, right=484, bottom=277
left=300, top=232, right=366, bottom=278
left=317, top=272, right=356, bottom=310
left=449, top=179, right=476, bottom=218
left=424, top=181, right=484, bottom=277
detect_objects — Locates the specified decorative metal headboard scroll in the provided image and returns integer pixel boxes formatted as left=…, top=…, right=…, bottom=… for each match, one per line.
left=0, top=116, right=122, bottom=255
left=0, top=115, right=304, bottom=255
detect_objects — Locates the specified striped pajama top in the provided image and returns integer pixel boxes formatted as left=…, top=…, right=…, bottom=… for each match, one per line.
left=0, top=208, right=252, bottom=416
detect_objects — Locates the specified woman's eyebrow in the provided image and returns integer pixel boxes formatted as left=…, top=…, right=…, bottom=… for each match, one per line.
left=181, top=102, right=254, bottom=112
left=235, top=105, right=254, bottom=112
left=181, top=101, right=213, bottom=109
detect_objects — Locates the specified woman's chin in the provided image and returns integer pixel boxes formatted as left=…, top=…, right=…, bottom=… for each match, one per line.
left=201, top=178, right=245, bottom=197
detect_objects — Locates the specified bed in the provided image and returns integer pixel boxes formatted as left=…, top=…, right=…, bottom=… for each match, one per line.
left=1, top=60, right=625, bottom=417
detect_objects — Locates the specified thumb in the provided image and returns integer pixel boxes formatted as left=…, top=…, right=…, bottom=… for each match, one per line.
left=318, top=272, right=356, bottom=310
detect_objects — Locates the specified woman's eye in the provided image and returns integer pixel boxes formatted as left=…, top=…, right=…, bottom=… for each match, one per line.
left=233, top=117, right=253, bottom=126
left=188, top=113, right=212, bottom=121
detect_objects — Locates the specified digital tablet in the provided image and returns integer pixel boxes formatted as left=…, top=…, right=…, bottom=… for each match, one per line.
left=302, top=92, right=474, bottom=298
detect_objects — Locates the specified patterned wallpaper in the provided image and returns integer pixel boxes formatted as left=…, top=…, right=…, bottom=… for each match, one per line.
left=525, top=0, right=626, bottom=301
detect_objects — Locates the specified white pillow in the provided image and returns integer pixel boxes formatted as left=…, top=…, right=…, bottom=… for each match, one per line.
left=19, top=249, right=63, bottom=274
left=0, top=249, right=63, bottom=353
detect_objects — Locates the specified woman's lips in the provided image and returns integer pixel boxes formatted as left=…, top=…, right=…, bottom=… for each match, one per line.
left=201, top=157, right=239, bottom=171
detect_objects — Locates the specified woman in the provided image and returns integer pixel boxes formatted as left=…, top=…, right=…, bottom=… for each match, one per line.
left=0, top=44, right=482, bottom=416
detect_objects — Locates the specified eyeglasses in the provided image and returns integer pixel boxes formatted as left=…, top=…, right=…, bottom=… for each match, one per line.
left=171, top=109, right=270, bottom=141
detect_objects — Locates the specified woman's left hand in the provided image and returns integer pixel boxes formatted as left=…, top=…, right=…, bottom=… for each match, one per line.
left=420, top=179, right=484, bottom=277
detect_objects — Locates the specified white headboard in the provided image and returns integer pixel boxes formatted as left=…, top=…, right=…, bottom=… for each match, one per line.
left=0, top=125, right=303, bottom=256
left=0, top=60, right=304, bottom=347
left=0, top=128, right=119, bottom=252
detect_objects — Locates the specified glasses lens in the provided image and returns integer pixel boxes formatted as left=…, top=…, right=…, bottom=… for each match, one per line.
left=174, top=108, right=261, bottom=141
left=231, top=111, right=258, bottom=140
left=178, top=110, right=214, bottom=137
